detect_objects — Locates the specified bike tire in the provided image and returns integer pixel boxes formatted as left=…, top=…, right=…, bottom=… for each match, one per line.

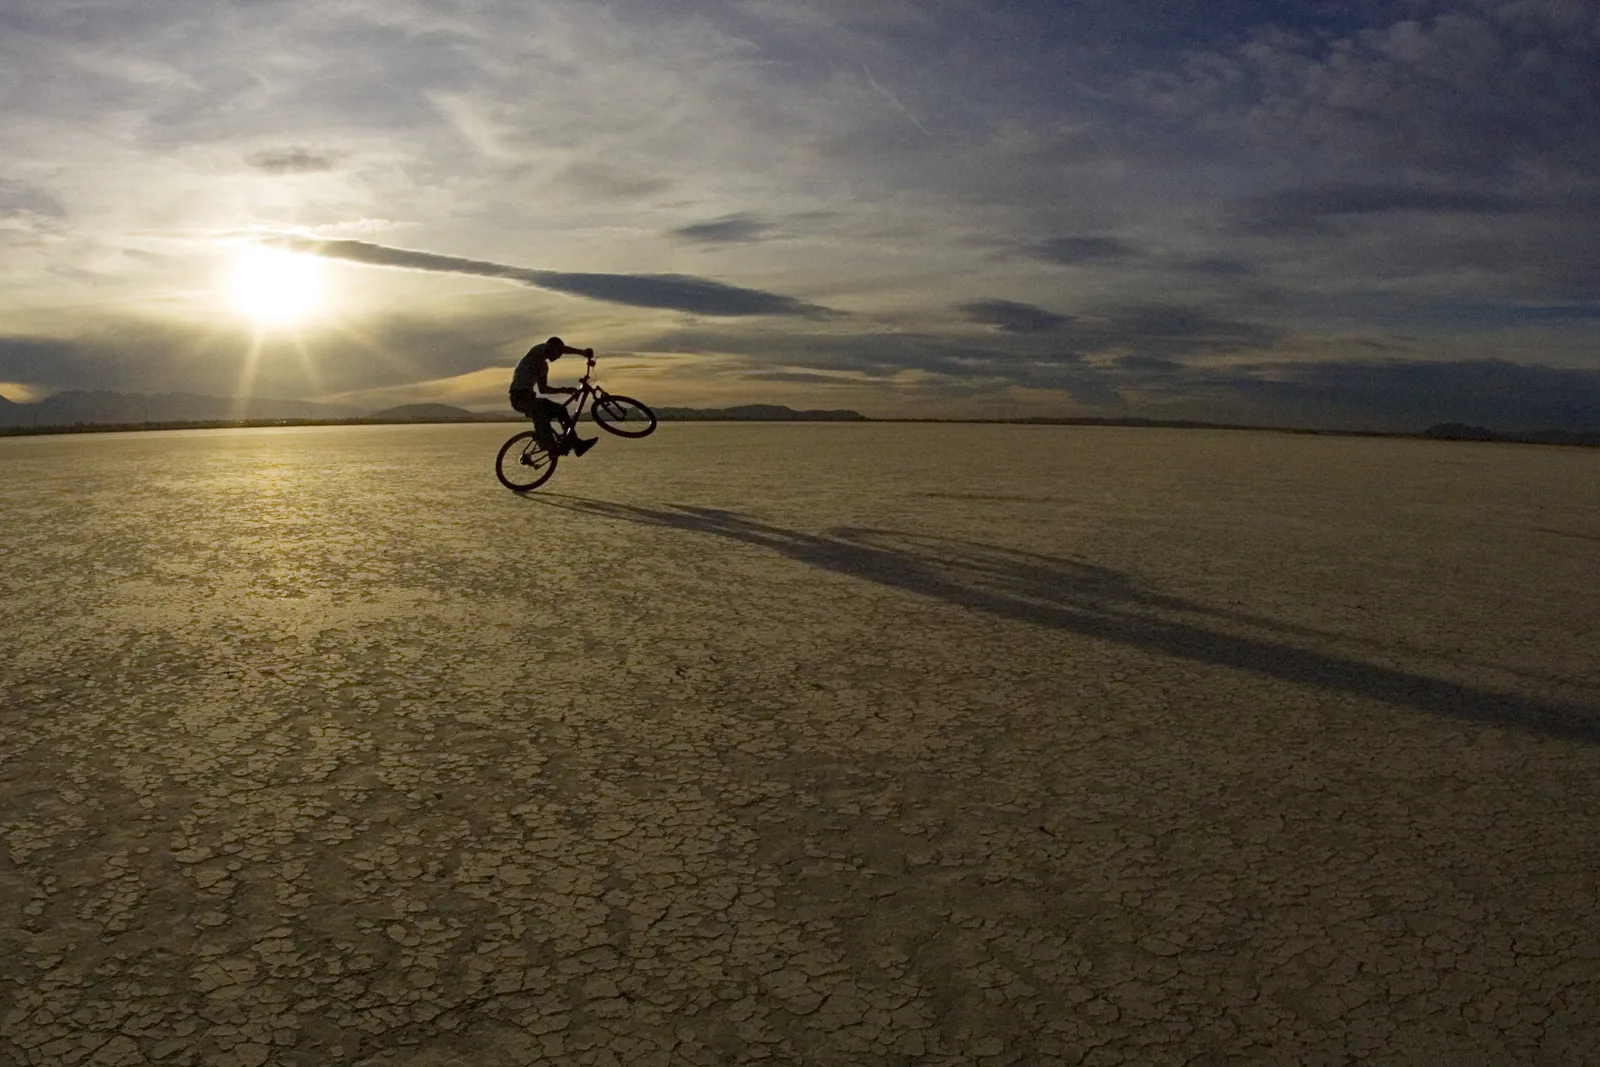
left=495, top=431, right=559, bottom=491
left=592, top=394, right=657, bottom=438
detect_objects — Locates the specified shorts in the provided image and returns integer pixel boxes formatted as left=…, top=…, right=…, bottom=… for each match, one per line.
left=510, top=389, right=570, bottom=436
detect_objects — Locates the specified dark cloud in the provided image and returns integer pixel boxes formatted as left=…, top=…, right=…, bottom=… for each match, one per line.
left=1029, top=236, right=1139, bottom=265
left=741, top=370, right=866, bottom=385
left=670, top=214, right=774, bottom=244
left=0, top=309, right=544, bottom=400
left=1050, top=372, right=1127, bottom=408
left=1114, top=354, right=1185, bottom=373
left=641, top=325, right=1085, bottom=383
left=1211, top=358, right=1600, bottom=432
left=270, top=237, right=831, bottom=318
left=1174, top=256, right=1258, bottom=278
left=1242, top=183, right=1532, bottom=234
left=1125, top=4, right=1600, bottom=181
left=0, top=336, right=92, bottom=387
left=645, top=301, right=1282, bottom=388
left=246, top=148, right=335, bottom=174
left=1099, top=304, right=1283, bottom=354
left=962, top=299, right=1074, bottom=333
left=1296, top=289, right=1600, bottom=334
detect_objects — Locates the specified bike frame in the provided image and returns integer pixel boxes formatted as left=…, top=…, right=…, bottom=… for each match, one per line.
left=550, top=353, right=606, bottom=438
left=497, top=353, right=653, bottom=490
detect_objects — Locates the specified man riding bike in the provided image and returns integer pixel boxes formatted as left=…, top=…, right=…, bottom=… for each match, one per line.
left=508, top=336, right=598, bottom=456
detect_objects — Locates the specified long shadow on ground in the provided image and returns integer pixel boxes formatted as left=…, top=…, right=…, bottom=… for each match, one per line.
left=529, top=495, right=1600, bottom=744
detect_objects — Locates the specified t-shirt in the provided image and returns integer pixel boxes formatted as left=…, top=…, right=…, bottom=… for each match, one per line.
left=510, top=342, right=554, bottom=392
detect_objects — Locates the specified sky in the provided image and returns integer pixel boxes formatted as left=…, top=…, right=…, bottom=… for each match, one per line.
left=2, top=0, right=1598, bottom=429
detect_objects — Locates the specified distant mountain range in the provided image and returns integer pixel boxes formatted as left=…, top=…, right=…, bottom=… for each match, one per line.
left=0, top=390, right=363, bottom=428
left=366, top=402, right=867, bottom=422
left=363, top=403, right=506, bottom=422
left=0, top=392, right=868, bottom=431
left=1420, top=422, right=1600, bottom=446
left=1005, top=415, right=1600, bottom=446
left=2, top=392, right=1595, bottom=443
left=653, top=404, right=866, bottom=421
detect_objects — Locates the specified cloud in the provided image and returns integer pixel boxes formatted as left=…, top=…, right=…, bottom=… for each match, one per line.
left=0, top=336, right=91, bottom=388
left=318, top=217, right=414, bottom=236
left=1209, top=357, right=1600, bottom=432
left=641, top=300, right=1284, bottom=389
left=741, top=369, right=867, bottom=385
left=14, top=306, right=1598, bottom=434
left=269, top=236, right=832, bottom=317
left=1, top=1, right=1595, bottom=429
left=1242, top=183, right=1533, bottom=233
left=864, top=65, right=934, bottom=137
left=0, top=180, right=67, bottom=218
left=1114, top=354, right=1185, bottom=373
left=670, top=214, right=775, bottom=244
left=961, top=299, right=1074, bottom=333
left=0, top=307, right=543, bottom=400
left=638, top=323, right=1077, bottom=381
left=552, top=164, right=673, bottom=201
left=1027, top=236, right=1139, bottom=265
left=1098, top=304, right=1283, bottom=355
left=245, top=148, right=336, bottom=174
left=1122, top=7, right=1600, bottom=179
left=1174, top=256, right=1258, bottom=278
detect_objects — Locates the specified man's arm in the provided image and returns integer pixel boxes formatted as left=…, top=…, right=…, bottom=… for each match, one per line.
left=532, top=357, right=575, bottom=397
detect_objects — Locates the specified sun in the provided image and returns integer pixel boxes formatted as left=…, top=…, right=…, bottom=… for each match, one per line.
left=228, top=247, right=324, bottom=325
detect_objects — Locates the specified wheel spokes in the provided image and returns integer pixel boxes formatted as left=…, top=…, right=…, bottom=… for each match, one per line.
left=592, top=393, right=657, bottom=437
left=496, top=431, right=558, bottom=490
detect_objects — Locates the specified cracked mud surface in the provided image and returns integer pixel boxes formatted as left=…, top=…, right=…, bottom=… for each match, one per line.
left=2, top=422, right=1597, bottom=1065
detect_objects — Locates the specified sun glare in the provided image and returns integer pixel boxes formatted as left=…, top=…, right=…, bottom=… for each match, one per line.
left=228, top=248, right=324, bottom=325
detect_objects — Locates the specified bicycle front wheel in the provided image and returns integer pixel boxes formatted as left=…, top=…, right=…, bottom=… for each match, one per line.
left=495, top=431, right=558, bottom=491
left=592, top=393, right=657, bottom=438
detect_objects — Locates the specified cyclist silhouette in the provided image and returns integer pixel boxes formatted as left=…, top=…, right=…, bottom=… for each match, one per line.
left=509, top=336, right=598, bottom=456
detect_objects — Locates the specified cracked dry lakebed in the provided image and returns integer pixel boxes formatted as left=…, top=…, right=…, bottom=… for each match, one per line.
left=1, top=422, right=1597, bottom=1066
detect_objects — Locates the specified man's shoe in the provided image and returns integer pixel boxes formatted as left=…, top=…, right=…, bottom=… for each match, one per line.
left=573, top=436, right=598, bottom=457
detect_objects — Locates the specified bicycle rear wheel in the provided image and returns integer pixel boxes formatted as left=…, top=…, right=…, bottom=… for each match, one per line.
left=495, top=431, right=558, bottom=491
left=592, top=393, right=657, bottom=438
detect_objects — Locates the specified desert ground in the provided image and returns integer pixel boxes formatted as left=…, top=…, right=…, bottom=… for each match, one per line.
left=1, top=422, right=1597, bottom=1066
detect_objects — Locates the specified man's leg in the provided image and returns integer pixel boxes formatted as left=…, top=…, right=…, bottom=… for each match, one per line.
left=534, top=398, right=569, bottom=452
left=532, top=408, right=556, bottom=451
left=552, top=400, right=597, bottom=455
left=510, top=389, right=553, bottom=449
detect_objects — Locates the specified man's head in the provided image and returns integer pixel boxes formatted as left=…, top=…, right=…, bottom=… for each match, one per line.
left=546, top=336, right=564, bottom=358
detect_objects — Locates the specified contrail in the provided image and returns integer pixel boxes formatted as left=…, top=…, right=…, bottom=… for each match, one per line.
left=864, top=66, right=933, bottom=137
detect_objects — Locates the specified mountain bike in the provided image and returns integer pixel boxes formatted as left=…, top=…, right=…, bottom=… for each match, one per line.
left=495, top=352, right=656, bottom=491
